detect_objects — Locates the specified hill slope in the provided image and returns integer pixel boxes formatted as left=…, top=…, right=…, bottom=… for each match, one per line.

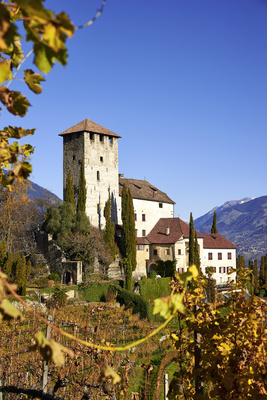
left=194, top=196, right=267, bottom=261
left=27, top=180, right=62, bottom=202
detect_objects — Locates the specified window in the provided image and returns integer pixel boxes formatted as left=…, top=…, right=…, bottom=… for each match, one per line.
left=73, top=155, right=76, bottom=160
left=153, top=249, right=157, bottom=256
left=134, top=213, right=137, bottom=221
left=178, top=249, right=181, bottom=255
left=135, top=229, right=138, bottom=237
left=159, top=203, right=163, bottom=208
left=218, top=253, right=222, bottom=260
left=208, top=253, right=213, bottom=260
left=90, top=133, right=94, bottom=140
left=137, top=244, right=144, bottom=251
left=227, top=267, right=232, bottom=273
left=142, top=214, right=146, bottom=221
left=228, top=252, right=232, bottom=260
left=219, top=267, right=226, bottom=273
left=109, top=136, right=113, bottom=145
left=97, top=171, right=100, bottom=181
left=165, top=249, right=170, bottom=256
left=100, top=156, right=103, bottom=162
left=142, top=230, right=146, bottom=237
left=100, top=134, right=104, bottom=142
left=178, top=268, right=184, bottom=273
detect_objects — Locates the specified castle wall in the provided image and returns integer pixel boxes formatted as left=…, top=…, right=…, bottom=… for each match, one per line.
left=63, top=132, right=119, bottom=229
left=84, top=133, right=119, bottom=228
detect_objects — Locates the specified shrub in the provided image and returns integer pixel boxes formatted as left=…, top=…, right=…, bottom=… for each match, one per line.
left=48, top=273, right=61, bottom=282
left=78, top=282, right=118, bottom=302
left=148, top=270, right=157, bottom=279
left=137, top=277, right=171, bottom=302
left=116, top=287, right=153, bottom=321
left=47, top=286, right=68, bottom=308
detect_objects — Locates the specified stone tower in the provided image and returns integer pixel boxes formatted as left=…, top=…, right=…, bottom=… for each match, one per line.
left=59, top=119, right=121, bottom=229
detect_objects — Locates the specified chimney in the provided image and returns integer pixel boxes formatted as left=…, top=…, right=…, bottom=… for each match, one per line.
left=166, top=227, right=170, bottom=236
left=119, top=173, right=124, bottom=178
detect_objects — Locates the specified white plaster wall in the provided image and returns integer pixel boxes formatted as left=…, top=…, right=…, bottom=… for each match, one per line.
left=201, top=248, right=236, bottom=285
left=174, top=239, right=236, bottom=285
left=118, top=197, right=174, bottom=237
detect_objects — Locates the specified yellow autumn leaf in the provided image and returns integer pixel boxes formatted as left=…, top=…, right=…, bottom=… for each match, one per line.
left=29, top=331, right=74, bottom=366
left=100, top=364, right=121, bottom=385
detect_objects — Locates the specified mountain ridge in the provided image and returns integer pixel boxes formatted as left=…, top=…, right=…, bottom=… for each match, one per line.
left=195, top=196, right=267, bottom=261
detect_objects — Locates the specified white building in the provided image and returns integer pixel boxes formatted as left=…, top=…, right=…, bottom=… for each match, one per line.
left=145, top=218, right=237, bottom=285
left=59, top=119, right=237, bottom=284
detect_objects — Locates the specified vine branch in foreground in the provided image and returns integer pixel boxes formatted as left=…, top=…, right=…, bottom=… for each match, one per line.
left=0, top=386, right=60, bottom=400
left=75, top=0, right=107, bottom=30
left=3, top=278, right=175, bottom=352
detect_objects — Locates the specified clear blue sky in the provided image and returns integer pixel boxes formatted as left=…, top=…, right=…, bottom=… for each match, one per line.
left=2, top=0, right=267, bottom=220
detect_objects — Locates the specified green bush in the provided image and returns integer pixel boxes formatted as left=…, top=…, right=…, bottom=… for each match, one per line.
left=116, top=286, right=153, bottom=321
left=78, top=282, right=119, bottom=302
left=47, top=286, right=68, bottom=308
left=137, top=277, right=171, bottom=302
left=48, top=273, right=61, bottom=282
left=148, top=270, right=157, bottom=279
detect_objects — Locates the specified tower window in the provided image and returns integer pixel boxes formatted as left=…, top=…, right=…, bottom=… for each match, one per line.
left=109, top=136, right=113, bottom=145
left=97, top=171, right=100, bottom=181
left=159, top=203, right=163, bottom=208
left=100, top=156, right=103, bottom=162
left=73, top=155, right=76, bottom=160
left=90, top=133, right=94, bottom=141
left=100, top=134, right=104, bottom=142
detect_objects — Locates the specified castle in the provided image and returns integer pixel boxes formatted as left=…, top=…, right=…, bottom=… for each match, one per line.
left=59, top=119, right=236, bottom=284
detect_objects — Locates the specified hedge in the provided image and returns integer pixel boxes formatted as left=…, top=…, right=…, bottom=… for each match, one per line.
left=78, top=282, right=119, bottom=302
left=137, top=277, right=171, bottom=302
left=116, top=286, right=153, bottom=321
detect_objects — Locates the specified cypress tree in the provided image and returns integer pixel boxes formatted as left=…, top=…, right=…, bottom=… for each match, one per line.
left=104, top=194, right=116, bottom=259
left=121, top=184, right=136, bottom=280
left=77, top=157, right=87, bottom=213
left=194, top=231, right=200, bottom=271
left=15, top=254, right=27, bottom=296
left=0, top=241, right=7, bottom=269
left=259, top=256, right=266, bottom=288
left=189, top=213, right=194, bottom=266
left=65, top=169, right=75, bottom=210
left=252, top=259, right=259, bottom=294
left=211, top=211, right=218, bottom=234
left=3, top=252, right=13, bottom=278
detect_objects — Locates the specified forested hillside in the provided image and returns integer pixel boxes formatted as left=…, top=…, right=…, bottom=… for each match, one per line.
left=195, top=196, right=267, bottom=260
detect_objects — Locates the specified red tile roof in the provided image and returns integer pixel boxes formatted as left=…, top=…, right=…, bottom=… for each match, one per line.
left=146, top=218, right=237, bottom=249
left=146, top=218, right=189, bottom=244
left=58, top=119, right=121, bottom=138
left=200, top=233, right=237, bottom=249
left=119, top=177, right=175, bottom=204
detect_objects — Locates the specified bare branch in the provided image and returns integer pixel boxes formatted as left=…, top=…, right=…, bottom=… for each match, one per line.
left=75, top=0, right=107, bottom=30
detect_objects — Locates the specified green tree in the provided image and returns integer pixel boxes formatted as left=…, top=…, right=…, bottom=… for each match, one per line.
left=194, top=231, right=200, bottom=271
left=189, top=212, right=194, bottom=266
left=3, top=252, right=13, bottom=278
left=121, top=185, right=136, bottom=274
left=46, top=202, right=75, bottom=246
left=14, top=254, right=27, bottom=296
left=77, top=158, right=87, bottom=213
left=211, top=211, right=218, bottom=233
left=0, top=242, right=7, bottom=268
left=75, top=211, right=90, bottom=235
left=125, top=259, right=133, bottom=291
left=156, top=259, right=176, bottom=277
left=104, top=195, right=116, bottom=260
left=252, top=259, right=259, bottom=294
left=259, top=255, right=266, bottom=288
left=65, top=169, right=75, bottom=210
